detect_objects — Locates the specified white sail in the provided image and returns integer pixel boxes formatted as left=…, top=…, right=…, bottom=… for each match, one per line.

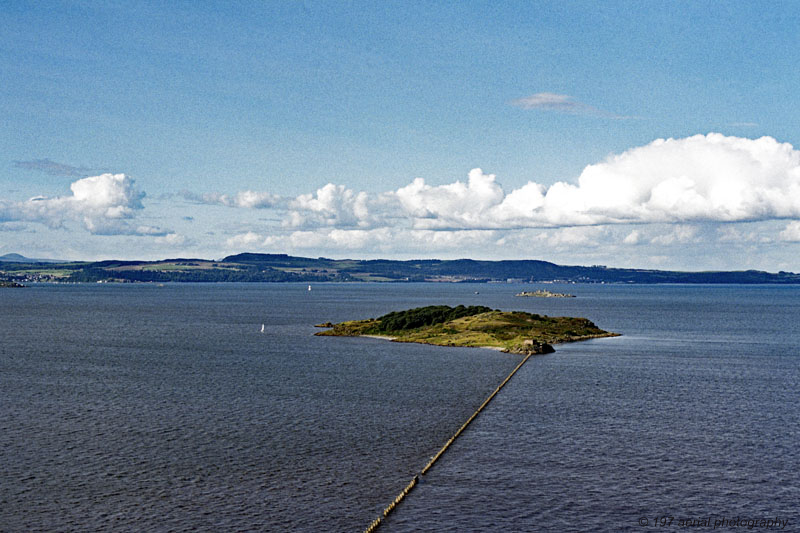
left=260, top=324, right=265, bottom=333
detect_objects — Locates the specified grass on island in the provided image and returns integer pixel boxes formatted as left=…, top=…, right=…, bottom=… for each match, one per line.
left=315, top=305, right=619, bottom=354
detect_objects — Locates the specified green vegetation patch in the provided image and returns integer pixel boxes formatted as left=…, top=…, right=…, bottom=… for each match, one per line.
left=315, top=305, right=619, bottom=354
left=349, top=273, right=397, bottom=282
left=375, top=305, right=493, bottom=331
left=3, top=268, right=74, bottom=277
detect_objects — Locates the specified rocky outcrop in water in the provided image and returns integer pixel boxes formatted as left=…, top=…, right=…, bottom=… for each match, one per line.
left=515, top=290, right=575, bottom=298
left=506, top=340, right=555, bottom=355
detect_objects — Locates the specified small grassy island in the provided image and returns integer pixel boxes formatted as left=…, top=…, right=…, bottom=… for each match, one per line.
left=515, top=289, right=575, bottom=298
left=315, top=305, right=619, bottom=354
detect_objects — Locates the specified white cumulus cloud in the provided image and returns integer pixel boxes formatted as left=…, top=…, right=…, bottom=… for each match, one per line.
left=155, top=233, right=191, bottom=246
left=0, top=173, right=157, bottom=235
left=388, top=134, right=800, bottom=230
left=623, top=229, right=642, bottom=245
left=650, top=225, right=699, bottom=246
left=277, top=134, right=800, bottom=234
left=246, top=228, right=499, bottom=256
left=225, top=231, right=263, bottom=249
left=181, top=190, right=280, bottom=209
left=393, top=169, right=506, bottom=229
left=565, top=133, right=800, bottom=223
left=187, top=134, right=800, bottom=241
left=286, top=183, right=375, bottom=228
left=161, top=134, right=800, bottom=265
left=779, top=221, right=800, bottom=242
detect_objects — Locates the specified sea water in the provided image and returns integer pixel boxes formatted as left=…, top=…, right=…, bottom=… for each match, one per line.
left=1, top=283, right=798, bottom=532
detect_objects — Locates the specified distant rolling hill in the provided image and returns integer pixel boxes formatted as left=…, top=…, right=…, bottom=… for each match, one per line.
left=220, top=253, right=800, bottom=284
left=2, top=252, right=799, bottom=284
left=0, top=253, right=62, bottom=263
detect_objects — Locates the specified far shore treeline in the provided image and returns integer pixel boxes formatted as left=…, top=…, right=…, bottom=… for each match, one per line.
left=2, top=252, right=800, bottom=285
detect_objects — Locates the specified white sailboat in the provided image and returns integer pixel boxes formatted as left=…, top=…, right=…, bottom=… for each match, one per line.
left=308, top=285, right=312, bottom=291
left=260, top=324, right=265, bottom=333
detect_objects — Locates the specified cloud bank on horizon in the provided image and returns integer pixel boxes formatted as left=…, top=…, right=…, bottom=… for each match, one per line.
left=241, top=133, right=800, bottom=236
left=4, top=134, right=800, bottom=267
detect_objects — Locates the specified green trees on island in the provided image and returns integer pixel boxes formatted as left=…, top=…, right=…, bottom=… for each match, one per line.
left=375, top=305, right=494, bottom=332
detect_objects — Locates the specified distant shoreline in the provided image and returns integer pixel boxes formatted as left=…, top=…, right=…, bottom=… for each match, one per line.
left=2, top=252, right=799, bottom=285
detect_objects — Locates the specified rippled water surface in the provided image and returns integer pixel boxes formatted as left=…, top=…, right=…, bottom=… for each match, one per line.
left=385, top=284, right=800, bottom=532
left=2, top=283, right=798, bottom=532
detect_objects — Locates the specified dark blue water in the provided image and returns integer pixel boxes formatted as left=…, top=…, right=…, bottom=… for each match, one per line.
left=386, top=285, right=800, bottom=532
left=1, top=283, right=798, bottom=532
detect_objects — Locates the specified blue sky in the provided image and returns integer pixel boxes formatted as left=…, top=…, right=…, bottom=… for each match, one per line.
left=2, top=1, right=800, bottom=271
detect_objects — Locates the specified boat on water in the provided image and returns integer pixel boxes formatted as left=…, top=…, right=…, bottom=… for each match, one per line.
left=260, top=324, right=265, bottom=333
left=308, top=285, right=312, bottom=291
